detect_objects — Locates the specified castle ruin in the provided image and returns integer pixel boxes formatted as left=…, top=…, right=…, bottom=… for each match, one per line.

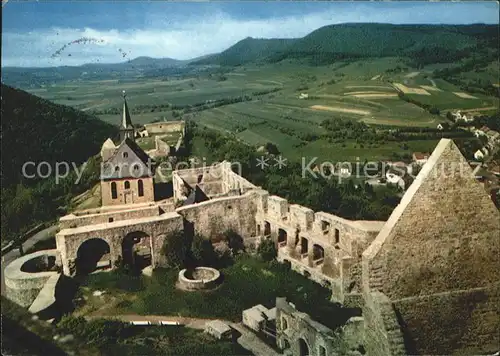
left=6, top=95, right=499, bottom=355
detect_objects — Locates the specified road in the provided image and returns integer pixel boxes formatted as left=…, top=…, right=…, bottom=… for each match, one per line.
left=1, top=225, right=59, bottom=295
left=85, top=314, right=281, bottom=356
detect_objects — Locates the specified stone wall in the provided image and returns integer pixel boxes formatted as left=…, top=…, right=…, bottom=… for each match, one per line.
left=275, top=297, right=337, bottom=356
left=144, top=121, right=185, bottom=135
left=4, top=250, right=61, bottom=308
left=176, top=193, right=258, bottom=242
left=362, top=292, right=406, bottom=356
left=60, top=205, right=161, bottom=229
left=254, top=188, right=384, bottom=302
left=392, top=285, right=500, bottom=355
left=101, top=177, right=154, bottom=206
left=56, top=212, right=183, bottom=276
left=362, top=139, right=500, bottom=354
left=275, top=297, right=365, bottom=356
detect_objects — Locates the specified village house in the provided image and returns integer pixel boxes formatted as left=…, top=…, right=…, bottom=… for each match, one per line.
left=474, top=129, right=487, bottom=137
left=412, top=152, right=430, bottom=165
left=474, top=147, right=489, bottom=160
left=204, top=320, right=233, bottom=340
left=437, top=122, right=450, bottom=130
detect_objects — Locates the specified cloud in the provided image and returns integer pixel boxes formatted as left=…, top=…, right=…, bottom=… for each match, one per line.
left=2, top=3, right=498, bottom=67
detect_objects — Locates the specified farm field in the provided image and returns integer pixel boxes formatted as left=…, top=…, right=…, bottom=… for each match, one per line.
left=25, top=60, right=497, bottom=162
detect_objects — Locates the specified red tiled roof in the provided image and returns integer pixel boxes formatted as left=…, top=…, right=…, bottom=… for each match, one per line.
left=413, top=152, right=430, bottom=160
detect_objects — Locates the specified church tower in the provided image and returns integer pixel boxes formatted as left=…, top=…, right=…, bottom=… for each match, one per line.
left=119, top=90, right=135, bottom=142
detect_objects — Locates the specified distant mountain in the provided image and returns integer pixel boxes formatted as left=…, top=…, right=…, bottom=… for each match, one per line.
left=3, top=23, right=497, bottom=86
left=191, top=37, right=297, bottom=66
left=193, top=23, right=498, bottom=67
left=1, top=56, right=200, bottom=88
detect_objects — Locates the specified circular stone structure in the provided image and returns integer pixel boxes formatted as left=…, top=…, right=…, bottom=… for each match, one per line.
left=178, top=267, right=221, bottom=291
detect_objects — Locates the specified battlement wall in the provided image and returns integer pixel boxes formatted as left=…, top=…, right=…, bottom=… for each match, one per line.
left=144, top=121, right=185, bottom=135
left=176, top=192, right=258, bottom=244
left=59, top=205, right=162, bottom=229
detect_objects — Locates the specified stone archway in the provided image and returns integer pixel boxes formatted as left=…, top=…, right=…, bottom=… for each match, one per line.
left=76, top=238, right=111, bottom=275
left=122, top=231, right=152, bottom=270
left=298, top=338, right=310, bottom=356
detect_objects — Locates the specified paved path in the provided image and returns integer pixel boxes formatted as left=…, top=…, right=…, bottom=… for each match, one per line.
left=85, top=314, right=281, bottom=356
left=1, top=225, right=59, bottom=295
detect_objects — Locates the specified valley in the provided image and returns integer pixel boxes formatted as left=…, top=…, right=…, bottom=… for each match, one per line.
left=19, top=58, right=498, bottom=163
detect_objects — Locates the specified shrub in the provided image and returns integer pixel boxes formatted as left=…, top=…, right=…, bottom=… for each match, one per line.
left=223, top=229, right=245, bottom=254
left=190, top=234, right=218, bottom=267
left=257, top=239, right=277, bottom=262
left=162, top=230, right=189, bottom=269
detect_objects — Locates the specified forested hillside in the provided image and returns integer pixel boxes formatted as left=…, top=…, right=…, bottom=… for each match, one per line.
left=1, top=84, right=117, bottom=187
left=195, top=23, right=498, bottom=67
left=1, top=84, right=118, bottom=241
left=192, top=37, right=297, bottom=66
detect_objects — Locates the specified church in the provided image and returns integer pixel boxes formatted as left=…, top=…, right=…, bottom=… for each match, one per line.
left=99, top=92, right=156, bottom=206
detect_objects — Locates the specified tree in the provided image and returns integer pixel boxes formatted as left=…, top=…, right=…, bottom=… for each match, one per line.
left=257, top=239, right=277, bottom=262
left=161, top=231, right=189, bottom=269
left=223, top=229, right=245, bottom=254
left=446, top=111, right=454, bottom=122
left=264, top=142, right=280, bottom=155
left=190, top=234, right=218, bottom=267
left=429, top=107, right=440, bottom=115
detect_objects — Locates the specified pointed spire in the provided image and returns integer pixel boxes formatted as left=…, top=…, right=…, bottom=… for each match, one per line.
left=121, top=90, right=133, bottom=129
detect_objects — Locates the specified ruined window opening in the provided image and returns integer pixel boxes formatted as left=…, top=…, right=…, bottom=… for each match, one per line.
left=312, top=244, right=325, bottom=264
left=227, top=205, right=232, bottom=210
left=123, top=152, right=128, bottom=158
left=133, top=164, right=139, bottom=170
left=278, top=229, right=287, bottom=247
left=111, top=182, right=117, bottom=199
left=319, top=345, right=327, bottom=356
left=300, top=237, right=308, bottom=256
left=138, top=180, right=144, bottom=197
left=257, top=225, right=261, bottom=235
left=115, top=166, right=120, bottom=172
left=264, top=221, right=271, bottom=236
left=321, top=220, right=330, bottom=234
left=303, top=270, right=311, bottom=278
left=283, top=339, right=290, bottom=350
left=108, top=218, right=114, bottom=223
left=282, top=317, right=288, bottom=330
left=124, top=181, right=130, bottom=189
left=335, top=228, right=340, bottom=244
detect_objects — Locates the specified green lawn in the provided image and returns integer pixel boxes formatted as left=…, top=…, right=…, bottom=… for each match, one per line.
left=78, top=254, right=354, bottom=330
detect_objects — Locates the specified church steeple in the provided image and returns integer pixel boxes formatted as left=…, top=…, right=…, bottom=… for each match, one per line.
left=119, top=90, right=135, bottom=142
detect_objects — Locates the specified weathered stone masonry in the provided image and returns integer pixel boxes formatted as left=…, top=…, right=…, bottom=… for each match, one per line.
left=51, top=138, right=499, bottom=356
left=362, top=139, right=500, bottom=355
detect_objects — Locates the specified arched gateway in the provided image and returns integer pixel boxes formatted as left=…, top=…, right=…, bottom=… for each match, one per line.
left=121, top=231, right=152, bottom=270
left=75, top=238, right=111, bottom=275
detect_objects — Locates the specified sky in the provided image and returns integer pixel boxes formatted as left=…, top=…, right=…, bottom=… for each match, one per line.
left=2, top=1, right=499, bottom=67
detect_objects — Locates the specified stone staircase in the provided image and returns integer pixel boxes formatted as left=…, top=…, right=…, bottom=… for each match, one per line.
left=368, top=265, right=385, bottom=291
left=379, top=297, right=407, bottom=356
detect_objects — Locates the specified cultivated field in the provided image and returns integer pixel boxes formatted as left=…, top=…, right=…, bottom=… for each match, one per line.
left=25, top=60, right=497, bottom=162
